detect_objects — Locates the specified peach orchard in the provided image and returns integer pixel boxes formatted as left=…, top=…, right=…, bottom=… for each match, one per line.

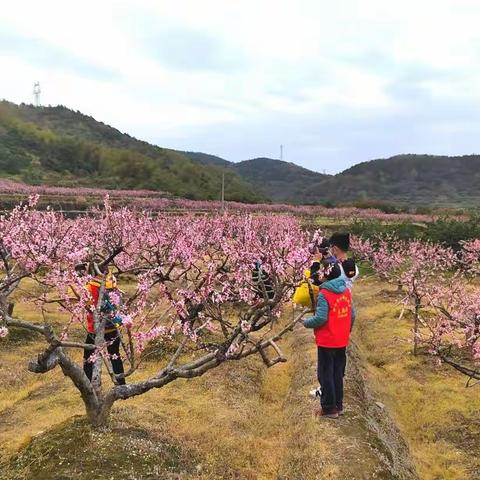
left=0, top=196, right=310, bottom=426
left=1, top=196, right=479, bottom=428
left=352, top=236, right=480, bottom=383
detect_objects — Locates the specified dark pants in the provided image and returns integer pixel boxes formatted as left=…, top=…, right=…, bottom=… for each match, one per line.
left=317, top=346, right=347, bottom=413
left=83, top=330, right=126, bottom=385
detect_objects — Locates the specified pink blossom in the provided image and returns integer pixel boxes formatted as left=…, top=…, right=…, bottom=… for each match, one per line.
left=0, top=195, right=315, bottom=405
left=362, top=235, right=480, bottom=371
left=121, top=314, right=133, bottom=328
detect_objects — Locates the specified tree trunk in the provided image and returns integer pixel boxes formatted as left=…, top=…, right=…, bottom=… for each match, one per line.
left=85, top=398, right=113, bottom=428
left=413, top=300, right=420, bottom=356
left=53, top=347, right=114, bottom=427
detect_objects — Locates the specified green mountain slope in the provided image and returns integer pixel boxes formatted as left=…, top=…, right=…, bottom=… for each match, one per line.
left=237, top=153, right=480, bottom=207
left=308, top=154, right=480, bottom=206
left=3, top=100, right=480, bottom=206
left=183, top=150, right=480, bottom=206
left=233, top=158, right=329, bottom=203
left=181, top=151, right=231, bottom=167
left=0, top=101, right=264, bottom=202
left=181, top=153, right=330, bottom=203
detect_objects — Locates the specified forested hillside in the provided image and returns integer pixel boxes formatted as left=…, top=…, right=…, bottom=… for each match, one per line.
left=181, top=153, right=330, bottom=203
left=184, top=150, right=480, bottom=207
left=0, top=101, right=264, bottom=201
left=2, top=101, right=480, bottom=206
left=233, top=158, right=329, bottom=203
left=305, top=154, right=480, bottom=207
left=232, top=154, right=480, bottom=206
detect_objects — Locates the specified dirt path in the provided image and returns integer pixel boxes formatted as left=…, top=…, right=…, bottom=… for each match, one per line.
left=274, top=318, right=417, bottom=480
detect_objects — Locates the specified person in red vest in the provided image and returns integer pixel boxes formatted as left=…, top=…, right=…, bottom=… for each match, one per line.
left=80, top=267, right=126, bottom=385
left=308, top=233, right=358, bottom=400
left=303, top=260, right=355, bottom=418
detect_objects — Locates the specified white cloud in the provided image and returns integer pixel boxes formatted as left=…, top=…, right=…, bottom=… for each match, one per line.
left=1, top=0, right=480, bottom=172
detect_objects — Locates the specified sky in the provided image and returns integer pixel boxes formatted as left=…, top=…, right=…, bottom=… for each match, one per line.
left=1, top=0, right=480, bottom=174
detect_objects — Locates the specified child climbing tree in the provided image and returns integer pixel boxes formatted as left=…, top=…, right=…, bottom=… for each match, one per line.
left=0, top=196, right=310, bottom=426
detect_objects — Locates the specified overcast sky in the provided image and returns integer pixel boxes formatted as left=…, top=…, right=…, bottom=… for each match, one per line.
left=1, top=0, right=480, bottom=173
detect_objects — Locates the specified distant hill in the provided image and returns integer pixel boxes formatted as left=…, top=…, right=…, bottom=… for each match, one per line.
left=306, top=154, right=480, bottom=207
left=181, top=152, right=330, bottom=203
left=232, top=158, right=330, bottom=203
left=181, top=154, right=330, bottom=203
left=0, top=101, right=264, bottom=202
left=199, top=154, right=480, bottom=207
left=181, top=151, right=231, bottom=167
left=2, top=100, right=480, bottom=207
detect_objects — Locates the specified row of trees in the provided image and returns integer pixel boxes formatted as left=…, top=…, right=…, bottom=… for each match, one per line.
left=351, top=236, right=480, bottom=384
left=349, top=215, right=480, bottom=251
left=2, top=194, right=477, bottom=432
left=0, top=197, right=310, bottom=426
left=0, top=177, right=445, bottom=222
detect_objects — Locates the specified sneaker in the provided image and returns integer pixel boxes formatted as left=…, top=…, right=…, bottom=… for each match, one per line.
left=337, top=408, right=345, bottom=416
left=309, top=387, right=322, bottom=399
left=314, top=407, right=339, bottom=419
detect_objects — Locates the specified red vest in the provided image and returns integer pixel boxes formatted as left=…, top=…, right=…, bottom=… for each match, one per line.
left=85, top=278, right=117, bottom=334
left=314, top=288, right=352, bottom=348
left=86, top=278, right=102, bottom=334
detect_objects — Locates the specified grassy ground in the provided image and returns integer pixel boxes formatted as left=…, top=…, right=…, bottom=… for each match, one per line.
left=0, top=298, right=403, bottom=480
left=5, top=278, right=477, bottom=479
left=354, top=279, right=480, bottom=480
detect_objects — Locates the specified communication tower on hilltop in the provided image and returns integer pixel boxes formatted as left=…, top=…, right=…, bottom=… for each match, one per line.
left=280, top=144, right=284, bottom=161
left=33, top=82, right=41, bottom=107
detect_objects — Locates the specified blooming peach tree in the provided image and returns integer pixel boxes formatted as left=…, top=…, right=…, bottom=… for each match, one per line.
left=0, top=197, right=310, bottom=425
left=353, top=234, right=480, bottom=382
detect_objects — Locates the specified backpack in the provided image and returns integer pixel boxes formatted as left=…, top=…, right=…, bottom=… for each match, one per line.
left=101, top=287, right=124, bottom=326
left=293, top=269, right=320, bottom=309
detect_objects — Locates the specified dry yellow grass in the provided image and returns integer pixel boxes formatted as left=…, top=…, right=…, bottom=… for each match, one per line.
left=0, top=299, right=397, bottom=479
left=354, top=278, right=480, bottom=480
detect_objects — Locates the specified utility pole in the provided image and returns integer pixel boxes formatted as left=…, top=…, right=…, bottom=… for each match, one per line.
left=221, top=170, right=225, bottom=214
left=33, top=82, right=41, bottom=107
left=280, top=144, right=283, bottom=161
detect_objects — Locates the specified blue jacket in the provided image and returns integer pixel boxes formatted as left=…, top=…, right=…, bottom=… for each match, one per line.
left=303, top=278, right=356, bottom=330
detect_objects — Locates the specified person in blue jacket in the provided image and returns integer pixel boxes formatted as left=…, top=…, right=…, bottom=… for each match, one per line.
left=308, top=233, right=359, bottom=399
left=303, top=261, right=356, bottom=418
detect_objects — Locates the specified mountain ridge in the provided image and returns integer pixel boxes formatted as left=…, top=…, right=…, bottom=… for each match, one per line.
left=1, top=100, right=480, bottom=206
left=0, top=100, right=264, bottom=202
left=183, top=150, right=480, bottom=206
